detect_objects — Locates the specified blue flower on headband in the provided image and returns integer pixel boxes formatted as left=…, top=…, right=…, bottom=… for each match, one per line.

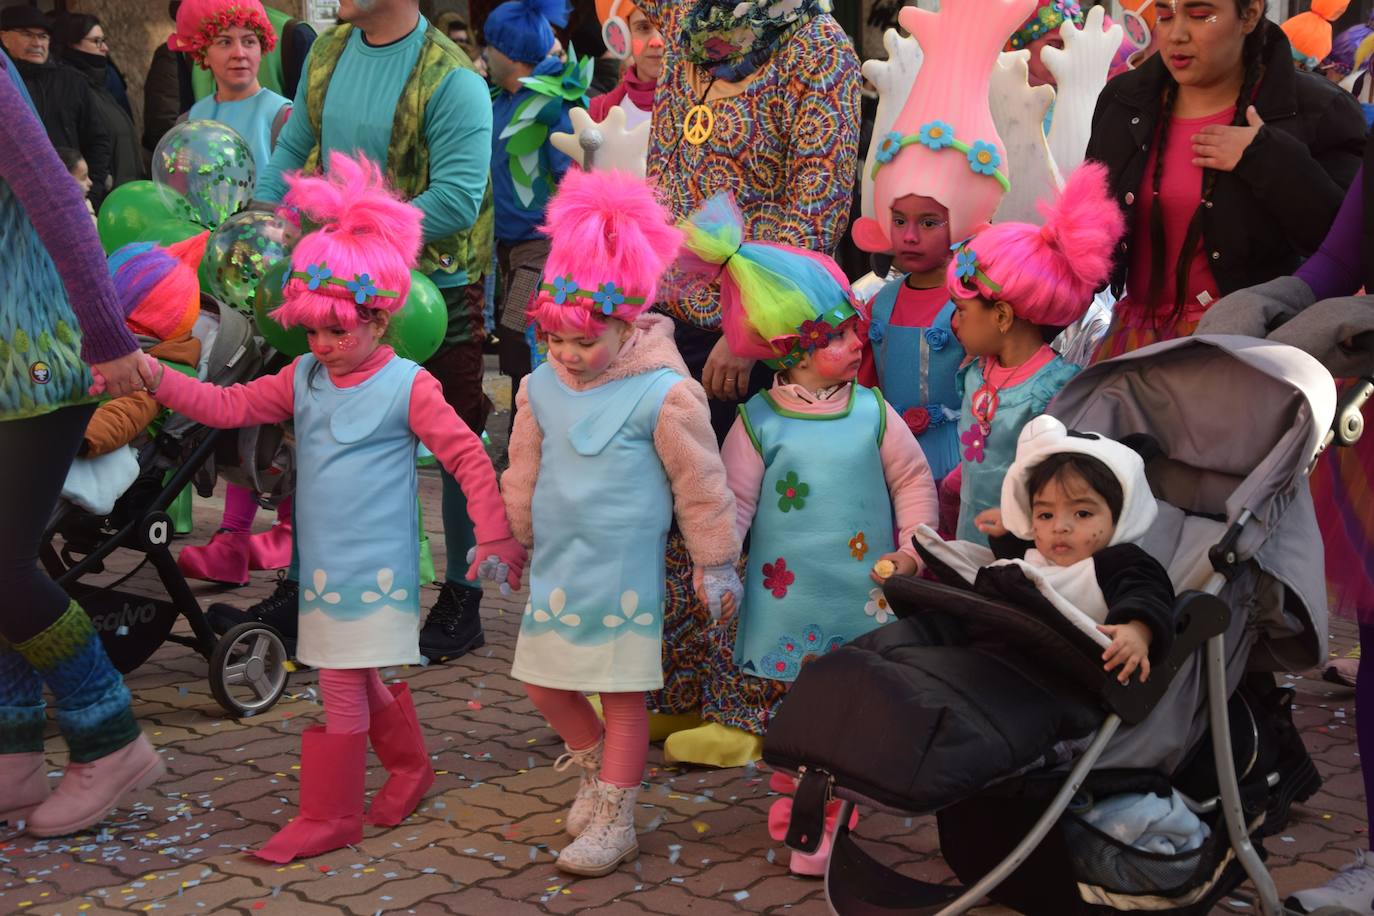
left=346, top=273, right=379, bottom=306
left=967, top=141, right=1001, bottom=176
left=917, top=121, right=955, bottom=151
left=955, top=248, right=978, bottom=282
left=552, top=275, right=579, bottom=305
left=592, top=282, right=626, bottom=315
left=305, top=263, right=332, bottom=290
left=875, top=132, right=904, bottom=164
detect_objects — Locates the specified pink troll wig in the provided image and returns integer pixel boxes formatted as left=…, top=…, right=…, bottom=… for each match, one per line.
left=946, top=162, right=1124, bottom=328
left=272, top=152, right=422, bottom=331
left=529, top=169, right=682, bottom=337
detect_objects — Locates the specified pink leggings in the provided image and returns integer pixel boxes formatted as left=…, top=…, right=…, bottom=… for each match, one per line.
left=221, top=485, right=291, bottom=533
left=524, top=686, right=648, bottom=789
left=318, top=668, right=396, bottom=734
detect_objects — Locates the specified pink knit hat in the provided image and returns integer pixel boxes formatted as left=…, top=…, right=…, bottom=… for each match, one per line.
left=168, top=0, right=277, bottom=65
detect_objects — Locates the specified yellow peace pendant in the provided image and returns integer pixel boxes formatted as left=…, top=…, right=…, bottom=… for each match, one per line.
left=683, top=104, right=714, bottom=146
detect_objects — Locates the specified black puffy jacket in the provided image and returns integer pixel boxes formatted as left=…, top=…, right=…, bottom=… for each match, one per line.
left=11, top=56, right=111, bottom=205
left=1084, top=21, right=1366, bottom=301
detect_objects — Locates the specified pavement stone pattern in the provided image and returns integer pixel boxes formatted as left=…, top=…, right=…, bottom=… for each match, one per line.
left=5, top=382, right=1365, bottom=915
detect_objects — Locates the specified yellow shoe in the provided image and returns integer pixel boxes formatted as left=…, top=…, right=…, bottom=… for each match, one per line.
left=588, top=694, right=702, bottom=742
left=662, top=722, right=763, bottom=768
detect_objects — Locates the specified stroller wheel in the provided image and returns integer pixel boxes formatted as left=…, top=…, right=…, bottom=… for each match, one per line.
left=210, top=622, right=290, bottom=717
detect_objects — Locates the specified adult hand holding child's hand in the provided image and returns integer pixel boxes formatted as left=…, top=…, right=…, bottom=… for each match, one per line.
left=88, top=350, right=147, bottom=397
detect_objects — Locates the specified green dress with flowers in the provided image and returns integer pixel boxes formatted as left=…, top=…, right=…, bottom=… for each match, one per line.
left=734, top=384, right=896, bottom=682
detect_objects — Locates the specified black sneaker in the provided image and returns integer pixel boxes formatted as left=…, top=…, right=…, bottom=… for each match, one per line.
left=207, top=574, right=299, bottom=639
left=418, top=582, right=486, bottom=662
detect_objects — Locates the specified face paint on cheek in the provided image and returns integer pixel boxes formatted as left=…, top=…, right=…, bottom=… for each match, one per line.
left=335, top=334, right=359, bottom=352
left=632, top=37, right=647, bottom=56
left=811, top=338, right=860, bottom=381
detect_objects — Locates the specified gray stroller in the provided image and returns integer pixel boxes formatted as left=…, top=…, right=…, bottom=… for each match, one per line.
left=763, top=334, right=1366, bottom=915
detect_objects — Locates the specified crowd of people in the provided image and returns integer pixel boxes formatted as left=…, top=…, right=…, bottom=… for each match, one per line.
left=4, top=0, right=1374, bottom=911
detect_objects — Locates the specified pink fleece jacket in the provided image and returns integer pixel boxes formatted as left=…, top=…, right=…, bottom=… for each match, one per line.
left=501, top=314, right=740, bottom=568
left=721, top=379, right=939, bottom=561
left=150, top=346, right=512, bottom=546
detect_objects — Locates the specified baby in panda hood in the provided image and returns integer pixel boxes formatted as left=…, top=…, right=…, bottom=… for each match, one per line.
left=913, top=416, right=1175, bottom=685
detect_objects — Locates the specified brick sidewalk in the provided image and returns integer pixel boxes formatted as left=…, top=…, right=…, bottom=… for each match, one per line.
left=3, top=398, right=1364, bottom=915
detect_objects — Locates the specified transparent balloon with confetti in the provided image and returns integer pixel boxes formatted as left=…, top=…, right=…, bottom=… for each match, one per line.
left=151, top=119, right=256, bottom=230
left=202, top=209, right=298, bottom=314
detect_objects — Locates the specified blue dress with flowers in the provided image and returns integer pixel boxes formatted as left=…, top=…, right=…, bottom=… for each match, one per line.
left=868, top=278, right=964, bottom=482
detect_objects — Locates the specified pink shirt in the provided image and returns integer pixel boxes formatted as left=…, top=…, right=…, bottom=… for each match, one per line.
left=152, top=346, right=512, bottom=546
left=721, top=379, right=940, bottom=562
left=1120, top=106, right=1235, bottom=327
left=858, top=282, right=949, bottom=388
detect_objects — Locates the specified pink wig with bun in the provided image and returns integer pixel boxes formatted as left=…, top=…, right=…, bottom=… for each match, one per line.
left=946, top=162, right=1124, bottom=328
left=529, top=169, right=682, bottom=337
left=272, top=152, right=422, bottom=331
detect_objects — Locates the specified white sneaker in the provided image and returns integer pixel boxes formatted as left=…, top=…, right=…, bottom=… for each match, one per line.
left=552, top=738, right=602, bottom=837
left=1287, top=850, right=1374, bottom=914
left=555, top=779, right=638, bottom=877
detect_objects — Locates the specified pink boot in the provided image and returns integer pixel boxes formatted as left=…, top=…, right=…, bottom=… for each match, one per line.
left=248, top=520, right=292, bottom=572
left=365, top=684, right=434, bottom=827
left=254, top=727, right=365, bottom=863
left=177, top=530, right=251, bottom=586
left=27, top=735, right=164, bottom=837
left=0, top=752, right=50, bottom=824
left=767, top=771, right=859, bottom=877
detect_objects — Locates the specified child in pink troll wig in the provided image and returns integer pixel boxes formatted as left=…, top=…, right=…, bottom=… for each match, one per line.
left=499, top=169, right=742, bottom=879
left=946, top=162, right=1125, bottom=547
left=118, top=152, right=526, bottom=864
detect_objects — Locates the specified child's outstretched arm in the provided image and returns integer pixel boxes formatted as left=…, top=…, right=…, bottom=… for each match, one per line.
left=876, top=402, right=940, bottom=582
left=1095, top=544, right=1177, bottom=684
left=654, top=379, right=742, bottom=619
left=136, top=355, right=296, bottom=427
left=408, top=370, right=525, bottom=591
left=500, top=378, right=541, bottom=549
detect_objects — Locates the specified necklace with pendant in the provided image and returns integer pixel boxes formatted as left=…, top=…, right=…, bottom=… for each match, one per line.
left=681, top=74, right=718, bottom=147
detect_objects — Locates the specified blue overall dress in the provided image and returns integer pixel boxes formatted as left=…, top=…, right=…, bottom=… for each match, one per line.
left=734, top=385, right=896, bottom=683
left=293, top=354, right=425, bottom=669
left=511, top=363, right=684, bottom=692
left=867, top=280, right=965, bottom=481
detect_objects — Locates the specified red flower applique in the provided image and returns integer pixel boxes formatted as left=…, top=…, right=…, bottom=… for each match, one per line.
left=903, top=407, right=931, bottom=436
left=762, top=558, right=795, bottom=598
left=798, top=319, right=834, bottom=351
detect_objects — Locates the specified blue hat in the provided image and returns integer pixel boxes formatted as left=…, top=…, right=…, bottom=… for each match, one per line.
left=484, top=0, right=569, bottom=64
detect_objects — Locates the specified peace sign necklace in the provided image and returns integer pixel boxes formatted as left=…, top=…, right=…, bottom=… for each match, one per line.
left=681, top=74, right=718, bottom=147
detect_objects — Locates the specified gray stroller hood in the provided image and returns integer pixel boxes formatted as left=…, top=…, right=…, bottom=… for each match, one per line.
left=1049, top=334, right=1337, bottom=671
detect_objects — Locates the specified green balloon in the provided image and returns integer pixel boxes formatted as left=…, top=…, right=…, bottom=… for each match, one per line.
left=136, top=219, right=205, bottom=247
left=390, top=272, right=447, bottom=363
left=252, top=260, right=308, bottom=356
left=97, top=180, right=197, bottom=254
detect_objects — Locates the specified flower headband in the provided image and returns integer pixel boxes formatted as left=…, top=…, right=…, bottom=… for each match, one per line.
left=953, top=242, right=1003, bottom=294
left=770, top=302, right=860, bottom=370
left=287, top=263, right=400, bottom=306
left=1007, top=0, right=1084, bottom=50
left=538, top=275, right=647, bottom=316
left=871, top=120, right=1011, bottom=193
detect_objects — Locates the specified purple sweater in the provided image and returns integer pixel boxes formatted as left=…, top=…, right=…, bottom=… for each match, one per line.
left=1295, top=165, right=1365, bottom=301
left=1, top=55, right=135, bottom=365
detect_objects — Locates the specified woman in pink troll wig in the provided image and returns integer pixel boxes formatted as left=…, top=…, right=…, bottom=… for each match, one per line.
left=126, top=152, right=526, bottom=863
left=945, top=161, right=1125, bottom=546
left=501, top=169, right=742, bottom=878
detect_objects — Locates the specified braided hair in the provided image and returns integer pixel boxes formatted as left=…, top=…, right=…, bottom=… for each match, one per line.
left=1146, top=0, right=1270, bottom=327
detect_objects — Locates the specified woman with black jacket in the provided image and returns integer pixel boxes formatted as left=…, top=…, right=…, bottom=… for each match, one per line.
left=53, top=14, right=144, bottom=194
left=1083, top=0, right=1365, bottom=360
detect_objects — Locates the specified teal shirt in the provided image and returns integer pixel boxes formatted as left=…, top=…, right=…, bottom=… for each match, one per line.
left=189, top=87, right=290, bottom=175
left=256, top=17, right=493, bottom=287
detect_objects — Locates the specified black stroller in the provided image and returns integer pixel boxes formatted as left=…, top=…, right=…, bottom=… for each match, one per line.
left=763, top=335, right=1369, bottom=915
left=43, top=297, right=295, bottom=718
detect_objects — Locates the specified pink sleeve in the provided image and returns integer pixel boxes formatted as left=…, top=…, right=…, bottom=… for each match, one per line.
left=880, top=402, right=939, bottom=562
left=151, top=358, right=297, bottom=426
left=720, top=415, right=764, bottom=547
left=499, top=377, right=541, bottom=548
left=652, top=380, right=741, bottom=568
left=407, top=370, right=513, bottom=546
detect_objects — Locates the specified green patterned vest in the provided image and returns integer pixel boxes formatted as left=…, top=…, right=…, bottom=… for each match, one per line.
left=300, top=23, right=494, bottom=284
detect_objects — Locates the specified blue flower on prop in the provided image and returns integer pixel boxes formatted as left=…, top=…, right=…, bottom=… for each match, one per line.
left=917, top=120, right=955, bottom=151
left=868, top=317, right=887, bottom=344
left=1052, top=0, right=1082, bottom=19
left=592, top=281, right=626, bottom=315
left=967, top=141, right=1002, bottom=176
left=955, top=247, right=979, bottom=282
left=305, top=263, right=332, bottom=290
left=875, top=131, right=904, bottom=164
left=552, top=275, right=579, bottom=305
left=925, top=326, right=951, bottom=351
left=346, top=273, right=379, bottom=305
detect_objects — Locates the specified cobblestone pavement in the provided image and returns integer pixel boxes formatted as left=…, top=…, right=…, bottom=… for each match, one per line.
left=4, top=384, right=1365, bottom=915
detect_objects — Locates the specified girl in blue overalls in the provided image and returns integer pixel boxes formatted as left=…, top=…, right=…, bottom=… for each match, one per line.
left=134, top=154, right=526, bottom=863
